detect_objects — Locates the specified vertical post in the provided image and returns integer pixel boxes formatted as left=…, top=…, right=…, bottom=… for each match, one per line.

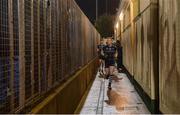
left=8, top=0, right=15, bottom=111
left=130, top=1, right=135, bottom=76
left=96, top=0, right=98, bottom=20
left=37, top=0, right=41, bottom=93
left=176, top=0, right=180, bottom=75
left=18, top=0, right=25, bottom=107
left=43, top=1, right=49, bottom=90
left=46, top=1, right=53, bottom=87
left=56, top=0, right=60, bottom=81
left=106, top=0, right=108, bottom=15
left=31, top=0, right=35, bottom=96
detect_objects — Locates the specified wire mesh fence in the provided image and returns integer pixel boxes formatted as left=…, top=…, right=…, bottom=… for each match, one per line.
left=0, top=0, right=100, bottom=113
left=12, top=0, right=20, bottom=110
left=0, top=0, right=11, bottom=113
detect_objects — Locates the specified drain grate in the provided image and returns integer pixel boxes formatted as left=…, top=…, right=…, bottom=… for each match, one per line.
left=96, top=79, right=105, bottom=114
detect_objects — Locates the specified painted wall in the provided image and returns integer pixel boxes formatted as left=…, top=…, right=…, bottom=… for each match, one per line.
left=117, top=0, right=158, bottom=113
left=159, top=0, right=180, bottom=113
left=121, top=0, right=158, bottom=100
left=117, top=0, right=180, bottom=113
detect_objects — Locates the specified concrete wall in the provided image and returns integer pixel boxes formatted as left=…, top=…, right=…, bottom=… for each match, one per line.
left=30, top=58, right=98, bottom=114
left=159, top=0, right=180, bottom=113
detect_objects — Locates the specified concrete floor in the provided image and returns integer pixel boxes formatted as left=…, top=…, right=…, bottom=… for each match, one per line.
left=80, top=70, right=150, bottom=114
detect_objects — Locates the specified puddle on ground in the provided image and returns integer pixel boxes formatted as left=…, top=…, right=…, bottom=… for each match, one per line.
left=105, top=89, right=128, bottom=112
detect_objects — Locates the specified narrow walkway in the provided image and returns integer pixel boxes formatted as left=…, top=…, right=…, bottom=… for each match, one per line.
left=80, top=70, right=150, bottom=114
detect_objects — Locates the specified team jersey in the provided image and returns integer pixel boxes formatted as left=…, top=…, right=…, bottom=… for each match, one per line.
left=103, top=45, right=117, bottom=60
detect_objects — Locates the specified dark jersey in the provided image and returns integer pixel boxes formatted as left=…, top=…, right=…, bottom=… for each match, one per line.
left=103, top=45, right=117, bottom=60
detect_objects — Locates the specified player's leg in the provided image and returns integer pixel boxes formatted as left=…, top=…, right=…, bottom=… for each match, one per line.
left=98, top=59, right=102, bottom=72
left=109, top=66, right=115, bottom=75
left=107, top=58, right=116, bottom=89
left=105, top=68, right=109, bottom=78
left=101, top=60, right=105, bottom=74
left=100, top=59, right=104, bottom=72
left=105, top=60, right=110, bottom=79
left=108, top=66, right=115, bottom=89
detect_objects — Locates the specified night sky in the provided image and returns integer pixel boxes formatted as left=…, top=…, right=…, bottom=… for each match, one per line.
left=75, top=0, right=120, bottom=24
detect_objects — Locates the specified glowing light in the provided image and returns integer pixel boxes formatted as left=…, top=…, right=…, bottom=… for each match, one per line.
left=119, top=12, right=124, bottom=21
left=116, top=23, right=119, bottom=29
left=114, top=29, right=117, bottom=33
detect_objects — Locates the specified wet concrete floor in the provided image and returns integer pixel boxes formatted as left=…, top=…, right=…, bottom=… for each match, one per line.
left=80, top=70, right=150, bottom=114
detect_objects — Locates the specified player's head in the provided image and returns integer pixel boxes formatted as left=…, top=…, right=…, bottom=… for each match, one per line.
left=107, top=37, right=113, bottom=45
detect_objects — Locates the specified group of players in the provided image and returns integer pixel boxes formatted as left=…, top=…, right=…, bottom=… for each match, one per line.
left=97, top=37, right=123, bottom=90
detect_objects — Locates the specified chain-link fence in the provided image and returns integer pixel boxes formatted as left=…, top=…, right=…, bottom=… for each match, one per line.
left=0, top=0, right=100, bottom=113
